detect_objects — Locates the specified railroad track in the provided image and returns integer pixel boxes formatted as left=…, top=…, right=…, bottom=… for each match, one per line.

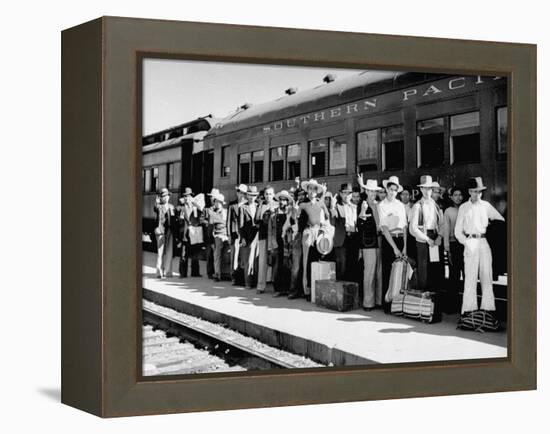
left=143, top=301, right=322, bottom=376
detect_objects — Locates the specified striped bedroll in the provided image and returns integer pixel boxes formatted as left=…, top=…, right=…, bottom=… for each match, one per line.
left=391, top=291, right=436, bottom=322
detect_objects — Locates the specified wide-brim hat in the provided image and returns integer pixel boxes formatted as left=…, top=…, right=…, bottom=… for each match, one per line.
left=382, top=176, right=403, bottom=193
left=364, top=179, right=383, bottom=191
left=466, top=177, right=487, bottom=191
left=160, top=188, right=170, bottom=197
left=211, top=192, right=226, bottom=204
left=316, top=233, right=334, bottom=256
left=417, top=175, right=438, bottom=188
left=246, top=185, right=260, bottom=196
left=275, top=190, right=293, bottom=202
left=235, top=184, right=247, bottom=193
left=339, top=183, right=352, bottom=193
left=301, top=179, right=326, bottom=194
left=432, top=181, right=444, bottom=192
left=182, top=187, right=194, bottom=196
left=207, top=188, right=220, bottom=196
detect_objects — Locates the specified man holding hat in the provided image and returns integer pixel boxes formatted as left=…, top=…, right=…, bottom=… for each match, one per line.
left=409, top=175, right=445, bottom=292
left=227, top=184, right=247, bottom=285
left=209, top=191, right=228, bottom=282
left=239, top=186, right=260, bottom=289
left=455, top=177, right=505, bottom=315
left=153, top=188, right=176, bottom=278
left=378, top=176, right=408, bottom=312
left=176, top=187, right=202, bottom=278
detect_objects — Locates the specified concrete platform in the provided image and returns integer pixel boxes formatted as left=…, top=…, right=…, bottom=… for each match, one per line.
left=142, top=252, right=507, bottom=366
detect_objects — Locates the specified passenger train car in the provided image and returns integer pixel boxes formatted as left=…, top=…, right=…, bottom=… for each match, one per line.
left=204, top=71, right=507, bottom=213
left=141, top=116, right=217, bottom=250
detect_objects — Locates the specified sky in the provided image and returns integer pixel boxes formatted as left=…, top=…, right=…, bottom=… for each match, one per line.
left=142, top=58, right=363, bottom=135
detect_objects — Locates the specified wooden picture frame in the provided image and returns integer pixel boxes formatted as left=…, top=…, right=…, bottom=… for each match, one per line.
left=61, top=16, right=536, bottom=417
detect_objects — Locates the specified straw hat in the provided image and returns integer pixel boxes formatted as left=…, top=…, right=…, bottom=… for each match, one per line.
left=364, top=179, right=383, bottom=191
left=301, top=179, right=326, bottom=194
left=182, top=187, right=194, bottom=196
left=246, top=185, right=260, bottom=196
left=207, top=188, right=220, bottom=196
left=211, top=192, right=226, bottom=204
left=417, top=175, right=439, bottom=188
left=382, top=176, right=404, bottom=193
left=316, top=233, right=334, bottom=256
left=275, top=190, right=293, bottom=202
left=160, top=188, right=170, bottom=197
left=235, top=184, right=247, bottom=193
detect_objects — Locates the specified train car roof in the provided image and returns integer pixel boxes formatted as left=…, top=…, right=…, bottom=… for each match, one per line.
left=206, top=71, right=447, bottom=137
left=142, top=130, right=208, bottom=153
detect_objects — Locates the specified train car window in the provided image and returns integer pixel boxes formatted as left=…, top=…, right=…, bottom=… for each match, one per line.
left=417, top=118, right=444, bottom=168
left=167, top=162, right=182, bottom=189
left=151, top=167, right=159, bottom=192
left=287, top=144, right=301, bottom=180
left=252, top=150, right=264, bottom=183
left=309, top=139, right=328, bottom=177
left=270, top=146, right=285, bottom=181
left=357, top=129, right=379, bottom=172
left=450, top=111, right=480, bottom=164
left=329, top=136, right=347, bottom=176
left=238, top=153, right=251, bottom=184
left=144, top=169, right=152, bottom=192
left=382, top=126, right=404, bottom=171
left=497, top=107, right=508, bottom=155
left=221, top=146, right=230, bottom=177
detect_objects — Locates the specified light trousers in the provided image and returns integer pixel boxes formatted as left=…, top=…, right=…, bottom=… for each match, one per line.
left=361, top=248, right=382, bottom=308
left=155, top=231, right=173, bottom=277
left=461, top=238, right=496, bottom=313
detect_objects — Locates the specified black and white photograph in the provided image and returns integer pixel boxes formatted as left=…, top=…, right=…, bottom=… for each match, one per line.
left=141, top=59, right=508, bottom=376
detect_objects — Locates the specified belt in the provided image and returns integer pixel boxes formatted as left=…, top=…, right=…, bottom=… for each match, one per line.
left=465, top=233, right=485, bottom=239
left=390, top=232, right=404, bottom=238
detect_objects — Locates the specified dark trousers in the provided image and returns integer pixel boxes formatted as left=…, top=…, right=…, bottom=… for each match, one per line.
left=416, top=240, right=445, bottom=291
left=334, top=234, right=359, bottom=281
left=205, top=242, right=214, bottom=278
left=447, top=241, right=465, bottom=313
left=179, top=242, right=200, bottom=277
left=381, top=236, right=405, bottom=312
left=289, top=237, right=303, bottom=295
left=272, top=246, right=290, bottom=294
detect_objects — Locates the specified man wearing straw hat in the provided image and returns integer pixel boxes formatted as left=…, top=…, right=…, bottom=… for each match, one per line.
left=176, top=187, right=202, bottom=278
left=455, top=177, right=505, bottom=315
left=356, top=177, right=384, bottom=310
left=299, top=179, right=333, bottom=299
left=378, top=176, right=408, bottom=312
left=202, top=188, right=221, bottom=279
left=153, top=188, right=176, bottom=278
left=227, top=184, right=247, bottom=285
left=209, top=191, right=229, bottom=282
left=409, top=175, right=445, bottom=292
left=239, top=186, right=260, bottom=289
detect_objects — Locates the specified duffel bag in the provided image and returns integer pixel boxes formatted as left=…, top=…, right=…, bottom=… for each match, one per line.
left=457, top=310, right=500, bottom=332
left=385, top=257, right=414, bottom=303
left=391, top=289, right=441, bottom=324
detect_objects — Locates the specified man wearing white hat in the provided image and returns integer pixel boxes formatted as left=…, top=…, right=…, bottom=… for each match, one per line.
left=378, top=176, right=408, bottom=312
left=201, top=188, right=221, bottom=279
left=227, top=184, right=247, bottom=285
left=356, top=176, right=384, bottom=310
left=409, top=175, right=445, bottom=292
left=153, top=188, right=176, bottom=278
left=209, top=191, right=228, bottom=282
left=268, top=190, right=294, bottom=297
left=455, top=177, right=505, bottom=314
left=299, top=179, right=333, bottom=299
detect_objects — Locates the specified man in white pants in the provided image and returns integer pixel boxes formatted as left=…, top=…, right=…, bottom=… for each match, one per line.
left=454, top=177, right=505, bottom=314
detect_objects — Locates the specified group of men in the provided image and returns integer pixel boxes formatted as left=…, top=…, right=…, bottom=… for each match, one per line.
left=152, top=173, right=505, bottom=317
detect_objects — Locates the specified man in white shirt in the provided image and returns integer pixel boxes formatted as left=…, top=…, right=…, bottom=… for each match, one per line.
left=443, top=186, right=465, bottom=312
left=455, top=177, right=505, bottom=314
left=378, top=176, right=408, bottom=313
left=409, top=175, right=444, bottom=292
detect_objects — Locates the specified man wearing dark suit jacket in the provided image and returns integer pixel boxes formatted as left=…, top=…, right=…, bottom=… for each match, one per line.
left=239, top=186, right=260, bottom=289
left=227, top=184, right=247, bottom=285
left=176, top=187, right=203, bottom=278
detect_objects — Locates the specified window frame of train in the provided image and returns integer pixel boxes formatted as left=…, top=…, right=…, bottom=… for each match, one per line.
left=309, top=135, right=347, bottom=177
left=167, top=161, right=181, bottom=190
left=496, top=106, right=508, bottom=157
left=286, top=143, right=301, bottom=180
left=417, top=117, right=445, bottom=168
left=238, top=152, right=251, bottom=184
left=450, top=111, right=481, bottom=165
left=381, top=125, right=405, bottom=171
left=357, top=129, right=380, bottom=172
left=270, top=145, right=285, bottom=182
left=220, top=145, right=230, bottom=178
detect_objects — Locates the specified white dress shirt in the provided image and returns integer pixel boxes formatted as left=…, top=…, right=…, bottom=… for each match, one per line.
left=454, top=199, right=505, bottom=245
left=378, top=198, right=407, bottom=233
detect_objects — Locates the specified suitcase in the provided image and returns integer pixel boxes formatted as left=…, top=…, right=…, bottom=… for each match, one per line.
left=385, top=257, right=414, bottom=303
left=311, top=261, right=336, bottom=303
left=391, top=289, right=442, bottom=323
left=315, top=280, right=359, bottom=312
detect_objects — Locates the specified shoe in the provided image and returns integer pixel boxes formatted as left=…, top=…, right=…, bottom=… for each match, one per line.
left=165, top=273, right=173, bottom=278
left=213, top=277, right=220, bottom=282
left=191, top=273, right=201, bottom=278
left=256, top=289, right=265, bottom=294
left=287, top=292, right=301, bottom=299
left=363, top=307, right=374, bottom=312
left=304, top=295, right=311, bottom=302
left=272, top=292, right=285, bottom=298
